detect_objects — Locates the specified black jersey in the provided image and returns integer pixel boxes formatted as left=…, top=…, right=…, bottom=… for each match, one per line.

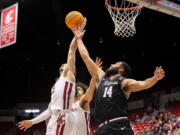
left=94, top=75, right=128, bottom=124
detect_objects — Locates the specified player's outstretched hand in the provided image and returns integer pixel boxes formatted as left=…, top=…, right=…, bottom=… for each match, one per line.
left=95, top=57, right=103, bottom=69
left=154, top=66, right=165, bottom=81
left=18, top=120, right=33, bottom=132
left=72, top=26, right=85, bottom=39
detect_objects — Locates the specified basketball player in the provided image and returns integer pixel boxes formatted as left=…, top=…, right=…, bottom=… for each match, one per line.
left=70, top=57, right=102, bottom=135
left=18, top=56, right=101, bottom=135
left=18, top=35, right=78, bottom=135
left=72, top=21, right=165, bottom=135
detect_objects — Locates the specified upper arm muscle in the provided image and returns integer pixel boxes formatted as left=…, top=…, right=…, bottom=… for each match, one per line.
left=126, top=79, right=146, bottom=92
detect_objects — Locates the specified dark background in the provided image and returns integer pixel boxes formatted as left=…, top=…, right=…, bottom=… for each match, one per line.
left=0, top=0, right=179, bottom=108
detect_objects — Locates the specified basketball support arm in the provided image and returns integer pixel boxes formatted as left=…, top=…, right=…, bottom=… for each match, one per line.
left=127, top=0, right=180, bottom=18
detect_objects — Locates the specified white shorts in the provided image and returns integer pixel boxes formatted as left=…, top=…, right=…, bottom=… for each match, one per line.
left=46, top=114, right=72, bottom=135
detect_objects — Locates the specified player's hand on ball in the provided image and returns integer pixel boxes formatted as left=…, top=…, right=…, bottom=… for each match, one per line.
left=18, top=120, right=33, bottom=132
left=154, top=66, right=165, bottom=81
left=72, top=26, right=86, bottom=39
left=71, top=17, right=87, bottom=39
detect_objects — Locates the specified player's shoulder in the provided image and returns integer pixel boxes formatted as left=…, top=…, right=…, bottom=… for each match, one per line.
left=122, top=78, right=136, bottom=87
left=58, top=75, right=75, bottom=84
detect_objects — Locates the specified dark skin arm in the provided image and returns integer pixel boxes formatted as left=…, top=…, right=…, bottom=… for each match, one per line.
left=123, top=66, right=165, bottom=98
left=72, top=18, right=105, bottom=81
left=79, top=57, right=103, bottom=111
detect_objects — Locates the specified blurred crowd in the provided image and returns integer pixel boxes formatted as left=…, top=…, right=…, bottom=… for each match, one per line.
left=134, top=98, right=180, bottom=135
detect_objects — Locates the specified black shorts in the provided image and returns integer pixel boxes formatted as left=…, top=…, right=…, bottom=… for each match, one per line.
left=95, top=119, right=134, bottom=135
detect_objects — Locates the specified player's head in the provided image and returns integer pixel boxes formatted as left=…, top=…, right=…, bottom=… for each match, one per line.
left=105, top=61, right=131, bottom=78
left=59, top=63, right=67, bottom=75
left=75, top=82, right=88, bottom=98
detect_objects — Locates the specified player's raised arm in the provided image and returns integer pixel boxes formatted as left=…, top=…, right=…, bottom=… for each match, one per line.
left=72, top=19, right=105, bottom=80
left=62, top=36, right=77, bottom=81
left=77, top=38, right=104, bottom=79
left=62, top=20, right=87, bottom=81
left=80, top=76, right=97, bottom=104
left=125, top=66, right=165, bottom=93
left=80, top=57, right=103, bottom=103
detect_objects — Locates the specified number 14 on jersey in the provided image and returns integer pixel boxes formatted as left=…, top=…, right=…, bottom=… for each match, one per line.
left=103, top=86, right=113, bottom=98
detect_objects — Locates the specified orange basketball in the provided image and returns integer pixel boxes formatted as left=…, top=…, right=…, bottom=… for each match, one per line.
left=65, top=11, right=84, bottom=29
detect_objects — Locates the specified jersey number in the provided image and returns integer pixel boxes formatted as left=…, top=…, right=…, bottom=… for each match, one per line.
left=103, top=86, right=113, bottom=98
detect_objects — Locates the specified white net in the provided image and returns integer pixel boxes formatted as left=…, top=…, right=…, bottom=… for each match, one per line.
left=105, top=0, right=142, bottom=37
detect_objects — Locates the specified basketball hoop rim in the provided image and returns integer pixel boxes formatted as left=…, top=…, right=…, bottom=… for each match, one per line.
left=105, top=0, right=143, bottom=11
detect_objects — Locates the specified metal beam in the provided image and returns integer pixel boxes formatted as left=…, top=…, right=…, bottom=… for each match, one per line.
left=127, top=0, right=180, bottom=18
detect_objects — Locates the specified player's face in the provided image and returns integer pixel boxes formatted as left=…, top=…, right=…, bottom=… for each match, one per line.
left=109, top=62, right=122, bottom=70
left=76, top=87, right=84, bottom=97
left=105, top=62, right=123, bottom=77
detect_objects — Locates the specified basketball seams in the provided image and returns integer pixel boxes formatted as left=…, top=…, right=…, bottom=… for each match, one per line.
left=65, top=11, right=84, bottom=29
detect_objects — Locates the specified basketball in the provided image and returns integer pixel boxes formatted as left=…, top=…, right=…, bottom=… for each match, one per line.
left=65, top=11, right=84, bottom=29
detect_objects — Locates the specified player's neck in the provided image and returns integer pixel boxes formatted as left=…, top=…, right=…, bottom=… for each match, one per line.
left=109, top=74, right=120, bottom=80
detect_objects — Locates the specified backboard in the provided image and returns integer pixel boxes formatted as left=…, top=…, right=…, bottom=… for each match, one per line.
left=127, top=0, right=180, bottom=18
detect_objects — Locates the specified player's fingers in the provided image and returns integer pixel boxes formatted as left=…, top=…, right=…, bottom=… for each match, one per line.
left=81, top=17, right=87, bottom=29
left=18, top=124, right=23, bottom=128
left=99, top=61, right=103, bottom=66
left=18, top=122, right=25, bottom=127
left=72, top=25, right=77, bottom=32
left=154, top=67, right=158, bottom=74
left=96, top=60, right=100, bottom=65
left=157, top=67, right=160, bottom=70
left=18, top=121, right=24, bottom=124
left=162, top=72, right=165, bottom=76
left=82, top=30, right=86, bottom=35
left=71, top=28, right=77, bottom=36
left=161, top=69, right=165, bottom=73
left=24, top=128, right=28, bottom=132
left=83, top=17, right=87, bottom=23
left=74, top=24, right=79, bottom=31
left=159, top=69, right=165, bottom=74
left=160, top=68, right=164, bottom=71
left=82, top=17, right=87, bottom=25
left=158, top=66, right=162, bottom=71
left=95, top=57, right=99, bottom=62
left=98, top=58, right=103, bottom=65
left=20, top=126, right=25, bottom=130
left=71, top=25, right=75, bottom=30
